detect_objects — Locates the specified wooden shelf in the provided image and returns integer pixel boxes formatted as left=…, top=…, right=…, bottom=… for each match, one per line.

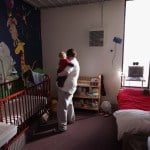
left=77, top=83, right=99, bottom=88
left=74, top=95, right=99, bottom=99
left=74, top=106, right=98, bottom=111
left=73, top=75, right=101, bottom=112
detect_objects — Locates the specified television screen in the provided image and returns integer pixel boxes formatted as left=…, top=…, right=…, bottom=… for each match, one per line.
left=128, top=66, right=144, bottom=77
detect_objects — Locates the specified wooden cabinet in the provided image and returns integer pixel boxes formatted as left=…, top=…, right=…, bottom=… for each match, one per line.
left=73, top=75, right=101, bottom=112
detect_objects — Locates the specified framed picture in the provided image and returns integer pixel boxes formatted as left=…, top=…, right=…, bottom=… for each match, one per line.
left=89, top=31, right=104, bottom=46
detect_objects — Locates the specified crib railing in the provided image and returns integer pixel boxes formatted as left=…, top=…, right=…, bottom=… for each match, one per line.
left=0, top=77, right=24, bottom=99
left=0, top=75, right=51, bottom=133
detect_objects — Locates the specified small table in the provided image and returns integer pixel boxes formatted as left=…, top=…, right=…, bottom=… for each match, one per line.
left=126, top=77, right=145, bottom=87
left=0, top=122, right=17, bottom=148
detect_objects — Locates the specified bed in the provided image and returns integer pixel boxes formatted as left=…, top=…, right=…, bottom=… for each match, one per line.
left=0, top=75, right=51, bottom=150
left=113, top=88, right=150, bottom=150
left=117, top=88, right=150, bottom=111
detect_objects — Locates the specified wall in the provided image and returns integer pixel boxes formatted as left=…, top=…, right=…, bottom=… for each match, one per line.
left=0, top=0, right=43, bottom=82
left=41, top=0, right=125, bottom=104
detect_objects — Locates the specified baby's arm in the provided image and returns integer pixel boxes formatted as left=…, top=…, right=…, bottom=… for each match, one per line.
left=58, top=63, right=74, bottom=77
left=67, top=63, right=74, bottom=67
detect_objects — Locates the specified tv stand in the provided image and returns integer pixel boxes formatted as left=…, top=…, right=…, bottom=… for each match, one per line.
left=126, top=77, right=145, bottom=87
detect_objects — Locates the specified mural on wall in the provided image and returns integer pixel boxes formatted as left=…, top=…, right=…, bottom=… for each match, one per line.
left=0, top=41, right=18, bottom=82
left=6, top=0, right=19, bottom=47
left=7, top=15, right=19, bottom=47
left=0, top=0, right=43, bottom=83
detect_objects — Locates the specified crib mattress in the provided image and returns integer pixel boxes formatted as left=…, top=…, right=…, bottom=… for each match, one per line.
left=0, top=122, right=17, bottom=148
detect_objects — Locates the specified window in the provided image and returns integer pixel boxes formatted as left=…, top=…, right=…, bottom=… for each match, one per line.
left=122, top=0, right=150, bottom=88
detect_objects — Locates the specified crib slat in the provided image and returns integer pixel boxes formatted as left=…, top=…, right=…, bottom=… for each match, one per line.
left=0, top=75, right=51, bottom=149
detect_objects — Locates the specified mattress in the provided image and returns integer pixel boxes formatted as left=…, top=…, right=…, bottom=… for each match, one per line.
left=0, top=122, right=17, bottom=148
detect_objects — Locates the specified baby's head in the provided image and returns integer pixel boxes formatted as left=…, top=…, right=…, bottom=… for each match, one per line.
left=59, top=51, right=66, bottom=59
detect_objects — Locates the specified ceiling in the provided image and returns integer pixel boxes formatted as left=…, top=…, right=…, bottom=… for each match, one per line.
left=23, top=0, right=112, bottom=9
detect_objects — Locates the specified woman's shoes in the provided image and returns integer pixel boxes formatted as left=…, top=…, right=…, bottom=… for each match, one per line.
left=53, top=128, right=66, bottom=134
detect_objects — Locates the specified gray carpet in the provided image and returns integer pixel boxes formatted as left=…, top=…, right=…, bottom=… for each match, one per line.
left=24, top=112, right=121, bottom=150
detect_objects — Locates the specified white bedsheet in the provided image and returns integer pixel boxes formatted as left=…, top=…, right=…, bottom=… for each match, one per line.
left=113, top=109, right=150, bottom=140
left=0, top=122, right=17, bottom=148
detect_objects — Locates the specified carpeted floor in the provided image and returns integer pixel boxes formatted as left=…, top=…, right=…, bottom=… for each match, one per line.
left=23, top=111, right=121, bottom=150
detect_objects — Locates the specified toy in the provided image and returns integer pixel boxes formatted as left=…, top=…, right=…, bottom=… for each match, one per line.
left=100, top=100, right=112, bottom=117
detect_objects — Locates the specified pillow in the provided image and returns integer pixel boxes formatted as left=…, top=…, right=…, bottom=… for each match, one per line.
left=113, top=109, right=150, bottom=140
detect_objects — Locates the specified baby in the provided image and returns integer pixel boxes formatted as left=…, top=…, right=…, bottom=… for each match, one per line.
left=56, top=51, right=74, bottom=87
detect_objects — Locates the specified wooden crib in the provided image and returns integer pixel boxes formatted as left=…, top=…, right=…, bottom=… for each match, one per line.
left=0, top=75, right=51, bottom=150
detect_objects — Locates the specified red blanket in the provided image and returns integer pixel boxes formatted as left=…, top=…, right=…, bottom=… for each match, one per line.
left=117, top=88, right=150, bottom=111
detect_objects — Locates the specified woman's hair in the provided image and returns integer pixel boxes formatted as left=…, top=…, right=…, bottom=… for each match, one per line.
left=66, top=48, right=77, bottom=58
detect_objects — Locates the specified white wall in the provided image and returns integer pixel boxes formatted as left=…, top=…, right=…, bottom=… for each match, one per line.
left=41, top=0, right=125, bottom=104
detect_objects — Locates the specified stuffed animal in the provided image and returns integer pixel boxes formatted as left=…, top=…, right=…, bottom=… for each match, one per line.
left=100, top=100, right=112, bottom=117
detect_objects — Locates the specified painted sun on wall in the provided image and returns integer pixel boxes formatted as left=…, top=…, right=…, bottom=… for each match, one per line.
left=0, top=0, right=43, bottom=83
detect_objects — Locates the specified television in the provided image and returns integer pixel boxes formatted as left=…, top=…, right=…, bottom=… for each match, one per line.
left=128, top=66, right=144, bottom=78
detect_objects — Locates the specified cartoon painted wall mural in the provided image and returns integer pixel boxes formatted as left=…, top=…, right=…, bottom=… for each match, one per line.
left=0, top=42, right=18, bottom=82
left=6, top=0, right=31, bottom=74
left=5, top=0, right=19, bottom=47
left=15, top=41, right=31, bottom=73
left=7, top=15, right=19, bottom=47
left=0, top=0, right=43, bottom=83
